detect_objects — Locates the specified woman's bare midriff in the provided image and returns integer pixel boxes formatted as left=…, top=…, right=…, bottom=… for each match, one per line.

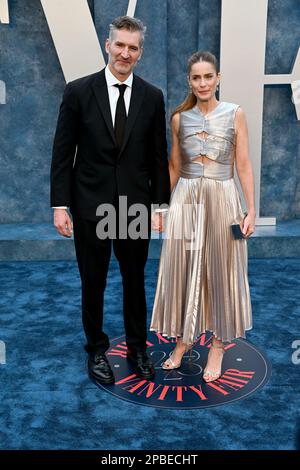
left=193, top=155, right=212, bottom=165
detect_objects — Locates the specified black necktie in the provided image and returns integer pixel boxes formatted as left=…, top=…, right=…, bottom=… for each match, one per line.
left=114, top=84, right=127, bottom=149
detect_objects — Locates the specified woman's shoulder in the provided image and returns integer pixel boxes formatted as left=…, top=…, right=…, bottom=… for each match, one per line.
left=173, top=107, right=197, bottom=130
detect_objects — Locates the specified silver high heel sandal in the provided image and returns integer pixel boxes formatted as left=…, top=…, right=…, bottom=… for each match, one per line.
left=203, top=343, right=225, bottom=383
left=162, top=343, right=193, bottom=370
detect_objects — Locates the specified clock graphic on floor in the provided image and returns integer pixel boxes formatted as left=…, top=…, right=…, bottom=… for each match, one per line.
left=94, top=331, right=271, bottom=409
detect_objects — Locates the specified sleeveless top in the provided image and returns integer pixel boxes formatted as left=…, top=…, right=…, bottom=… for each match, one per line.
left=178, top=102, right=240, bottom=180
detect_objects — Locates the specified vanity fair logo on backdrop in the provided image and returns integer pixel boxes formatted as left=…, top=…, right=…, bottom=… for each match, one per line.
left=0, top=0, right=9, bottom=24
left=39, top=0, right=300, bottom=225
left=95, top=332, right=271, bottom=409
left=2, top=0, right=300, bottom=221
left=1, top=3, right=10, bottom=365
left=0, top=0, right=9, bottom=104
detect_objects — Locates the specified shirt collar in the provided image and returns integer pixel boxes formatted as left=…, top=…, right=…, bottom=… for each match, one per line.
left=105, top=65, right=133, bottom=88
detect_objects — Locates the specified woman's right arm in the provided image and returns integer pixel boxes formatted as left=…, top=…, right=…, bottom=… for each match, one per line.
left=169, top=113, right=181, bottom=191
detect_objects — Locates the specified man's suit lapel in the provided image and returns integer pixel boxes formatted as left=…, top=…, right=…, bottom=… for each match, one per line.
left=92, top=69, right=117, bottom=146
left=92, top=70, right=146, bottom=158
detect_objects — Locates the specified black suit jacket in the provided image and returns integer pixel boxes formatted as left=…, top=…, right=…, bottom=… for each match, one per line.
left=50, top=68, right=170, bottom=221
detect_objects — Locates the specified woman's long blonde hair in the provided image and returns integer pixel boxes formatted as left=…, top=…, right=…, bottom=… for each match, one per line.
left=171, top=51, right=219, bottom=119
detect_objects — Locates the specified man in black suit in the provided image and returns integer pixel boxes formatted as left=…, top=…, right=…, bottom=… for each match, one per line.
left=50, top=16, right=170, bottom=384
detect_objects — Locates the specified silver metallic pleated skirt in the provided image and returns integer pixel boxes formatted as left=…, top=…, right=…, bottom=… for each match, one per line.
left=150, top=176, right=253, bottom=344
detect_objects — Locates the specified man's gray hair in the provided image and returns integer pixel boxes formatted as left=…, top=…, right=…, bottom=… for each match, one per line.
left=109, top=16, right=147, bottom=47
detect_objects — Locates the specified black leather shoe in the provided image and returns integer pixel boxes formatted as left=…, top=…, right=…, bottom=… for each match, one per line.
left=88, top=353, right=115, bottom=384
left=126, top=350, right=155, bottom=380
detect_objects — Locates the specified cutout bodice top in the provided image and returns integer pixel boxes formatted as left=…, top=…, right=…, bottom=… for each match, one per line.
left=178, top=102, right=240, bottom=180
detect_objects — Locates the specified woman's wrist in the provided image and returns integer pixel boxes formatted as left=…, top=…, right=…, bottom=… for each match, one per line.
left=247, top=208, right=256, bottom=216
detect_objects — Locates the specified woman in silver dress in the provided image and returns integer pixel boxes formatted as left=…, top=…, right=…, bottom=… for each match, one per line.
left=150, top=51, right=255, bottom=382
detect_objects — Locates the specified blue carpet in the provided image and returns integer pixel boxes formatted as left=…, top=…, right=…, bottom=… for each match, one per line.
left=0, top=258, right=299, bottom=450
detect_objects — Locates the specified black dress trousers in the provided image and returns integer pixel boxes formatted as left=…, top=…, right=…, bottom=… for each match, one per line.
left=72, top=200, right=150, bottom=356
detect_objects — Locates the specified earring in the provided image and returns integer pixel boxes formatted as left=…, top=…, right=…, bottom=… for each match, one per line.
left=189, top=84, right=193, bottom=94
left=216, top=82, right=220, bottom=91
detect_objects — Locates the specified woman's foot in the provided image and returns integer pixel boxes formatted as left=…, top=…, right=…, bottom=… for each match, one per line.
left=203, top=338, right=225, bottom=382
left=162, top=338, right=192, bottom=370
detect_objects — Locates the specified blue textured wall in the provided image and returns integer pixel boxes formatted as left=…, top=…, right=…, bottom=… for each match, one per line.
left=262, top=0, right=300, bottom=218
left=0, top=0, right=299, bottom=222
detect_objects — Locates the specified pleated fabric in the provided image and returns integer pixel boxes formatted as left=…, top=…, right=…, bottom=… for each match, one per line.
left=150, top=175, right=253, bottom=344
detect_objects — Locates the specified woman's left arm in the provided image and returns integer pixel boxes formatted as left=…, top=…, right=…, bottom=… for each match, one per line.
left=234, top=107, right=256, bottom=238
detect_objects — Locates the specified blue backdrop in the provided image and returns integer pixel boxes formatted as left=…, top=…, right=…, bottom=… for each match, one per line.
left=0, top=0, right=299, bottom=223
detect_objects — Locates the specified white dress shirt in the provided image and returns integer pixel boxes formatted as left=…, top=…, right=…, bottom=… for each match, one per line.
left=105, top=64, right=133, bottom=126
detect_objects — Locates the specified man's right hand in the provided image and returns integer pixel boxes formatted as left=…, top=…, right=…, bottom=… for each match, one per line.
left=151, top=212, right=165, bottom=232
left=53, top=209, right=73, bottom=238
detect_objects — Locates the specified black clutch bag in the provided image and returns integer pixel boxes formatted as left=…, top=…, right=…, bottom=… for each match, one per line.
left=231, top=213, right=248, bottom=240
left=231, top=223, right=245, bottom=239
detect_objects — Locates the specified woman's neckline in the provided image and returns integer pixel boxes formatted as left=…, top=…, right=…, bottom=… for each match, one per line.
left=194, top=101, right=223, bottom=117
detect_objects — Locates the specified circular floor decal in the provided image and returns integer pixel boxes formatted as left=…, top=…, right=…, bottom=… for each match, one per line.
left=95, top=331, right=271, bottom=409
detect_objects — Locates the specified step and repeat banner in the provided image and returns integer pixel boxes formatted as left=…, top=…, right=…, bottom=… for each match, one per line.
left=0, top=0, right=299, bottom=223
